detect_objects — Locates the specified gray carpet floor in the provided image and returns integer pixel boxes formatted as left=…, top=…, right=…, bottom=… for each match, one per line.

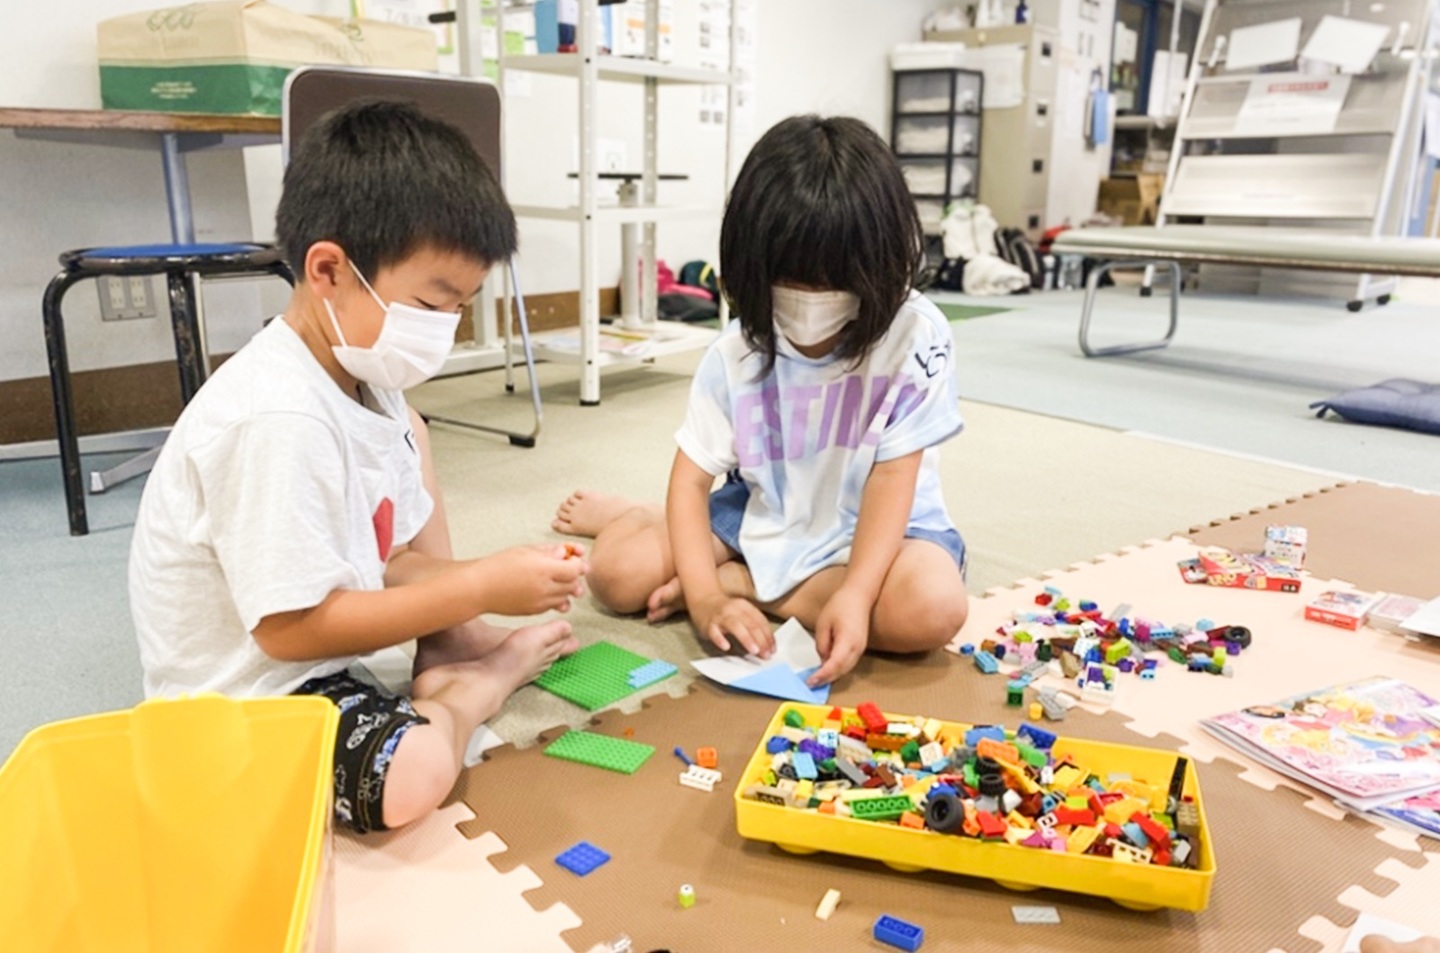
left=0, top=336, right=1346, bottom=759
left=931, top=282, right=1440, bottom=491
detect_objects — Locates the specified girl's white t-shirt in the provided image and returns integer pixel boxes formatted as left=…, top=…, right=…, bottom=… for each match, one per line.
left=129, top=319, right=433, bottom=699
left=675, top=290, right=963, bottom=601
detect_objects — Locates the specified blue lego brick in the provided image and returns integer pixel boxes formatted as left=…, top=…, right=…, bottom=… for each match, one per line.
left=792, top=751, right=818, bottom=780
left=874, top=914, right=925, bottom=951
left=958, top=642, right=976, bottom=655
left=964, top=725, right=1006, bottom=747
left=625, top=659, right=678, bottom=688
left=556, top=841, right=611, bottom=876
left=1017, top=722, right=1057, bottom=749
left=766, top=735, right=792, bottom=755
left=973, top=650, right=999, bottom=674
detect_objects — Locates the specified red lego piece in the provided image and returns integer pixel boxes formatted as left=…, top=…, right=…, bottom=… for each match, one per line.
left=1055, top=806, right=1095, bottom=826
left=1153, top=850, right=1171, bottom=867
left=842, top=725, right=868, bottom=742
left=1133, top=813, right=1171, bottom=847
left=857, top=702, right=888, bottom=734
left=1103, top=823, right=1124, bottom=840
left=976, top=811, right=1008, bottom=839
left=827, top=706, right=844, bottom=721
left=1036, top=593, right=1053, bottom=606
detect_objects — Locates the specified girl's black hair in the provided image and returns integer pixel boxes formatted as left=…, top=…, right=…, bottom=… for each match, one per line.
left=719, top=114, right=923, bottom=373
left=276, top=99, right=517, bottom=279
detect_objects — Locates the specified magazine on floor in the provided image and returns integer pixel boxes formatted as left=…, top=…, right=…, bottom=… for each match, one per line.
left=1200, top=676, right=1440, bottom=814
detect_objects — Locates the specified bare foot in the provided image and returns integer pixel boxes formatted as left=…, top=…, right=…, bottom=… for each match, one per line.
left=412, top=620, right=579, bottom=708
left=413, top=618, right=512, bottom=678
left=552, top=489, right=642, bottom=537
left=646, top=576, right=687, bottom=623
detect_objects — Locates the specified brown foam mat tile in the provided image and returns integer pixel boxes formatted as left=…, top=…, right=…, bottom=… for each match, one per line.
left=334, top=801, right=580, bottom=951
left=1185, top=481, right=1440, bottom=599
left=454, top=641, right=1424, bottom=953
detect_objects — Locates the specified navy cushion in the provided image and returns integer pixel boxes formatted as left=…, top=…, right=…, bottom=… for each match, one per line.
left=81, top=243, right=265, bottom=259
left=1311, top=379, right=1440, bottom=436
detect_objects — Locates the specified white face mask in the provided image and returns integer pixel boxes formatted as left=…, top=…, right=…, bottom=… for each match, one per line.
left=324, top=261, right=461, bottom=391
left=772, top=285, right=860, bottom=347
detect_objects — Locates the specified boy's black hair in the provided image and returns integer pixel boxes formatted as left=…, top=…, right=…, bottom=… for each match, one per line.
left=275, top=99, right=517, bottom=280
left=718, top=115, right=923, bottom=373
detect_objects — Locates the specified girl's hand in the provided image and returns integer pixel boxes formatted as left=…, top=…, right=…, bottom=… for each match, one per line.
left=693, top=594, right=774, bottom=658
left=808, top=586, right=871, bottom=687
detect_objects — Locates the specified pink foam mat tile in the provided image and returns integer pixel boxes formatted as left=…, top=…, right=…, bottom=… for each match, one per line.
left=333, top=802, right=581, bottom=951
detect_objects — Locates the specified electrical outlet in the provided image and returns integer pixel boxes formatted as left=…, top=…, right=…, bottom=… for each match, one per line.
left=98, top=275, right=160, bottom=321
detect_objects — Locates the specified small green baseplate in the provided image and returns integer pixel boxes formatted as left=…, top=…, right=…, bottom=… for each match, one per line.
left=543, top=730, right=656, bottom=774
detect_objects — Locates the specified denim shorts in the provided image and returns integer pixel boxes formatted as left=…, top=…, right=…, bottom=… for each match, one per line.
left=708, top=470, right=967, bottom=574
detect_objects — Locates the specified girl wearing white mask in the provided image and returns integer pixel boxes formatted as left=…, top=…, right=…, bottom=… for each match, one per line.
left=554, top=115, right=969, bottom=687
left=130, top=101, right=585, bottom=836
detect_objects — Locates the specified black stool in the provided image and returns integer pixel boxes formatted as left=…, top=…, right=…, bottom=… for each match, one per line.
left=43, top=243, right=294, bottom=536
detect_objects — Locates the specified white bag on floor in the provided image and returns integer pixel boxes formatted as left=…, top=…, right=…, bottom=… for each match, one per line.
left=942, top=203, right=1001, bottom=261
left=962, top=254, right=1031, bottom=296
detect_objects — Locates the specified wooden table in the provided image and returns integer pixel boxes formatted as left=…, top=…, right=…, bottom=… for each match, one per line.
left=0, top=107, right=281, bottom=244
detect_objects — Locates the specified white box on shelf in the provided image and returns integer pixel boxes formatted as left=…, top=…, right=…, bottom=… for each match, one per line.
left=891, top=42, right=968, bottom=71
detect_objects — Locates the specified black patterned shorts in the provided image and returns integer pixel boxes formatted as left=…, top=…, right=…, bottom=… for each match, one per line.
left=293, top=669, right=430, bottom=834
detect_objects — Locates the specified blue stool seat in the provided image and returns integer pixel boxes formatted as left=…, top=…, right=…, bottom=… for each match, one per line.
left=43, top=242, right=293, bottom=535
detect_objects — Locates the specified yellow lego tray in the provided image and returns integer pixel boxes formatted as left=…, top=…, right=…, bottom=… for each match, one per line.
left=733, top=703, right=1215, bottom=912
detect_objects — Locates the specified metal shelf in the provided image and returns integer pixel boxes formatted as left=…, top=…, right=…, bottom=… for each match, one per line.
left=524, top=323, right=719, bottom=368
left=503, top=53, right=734, bottom=85
left=511, top=203, right=723, bottom=224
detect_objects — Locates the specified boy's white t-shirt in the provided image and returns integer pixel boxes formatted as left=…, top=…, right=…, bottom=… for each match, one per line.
left=129, top=318, right=433, bottom=699
left=675, top=290, right=963, bottom=602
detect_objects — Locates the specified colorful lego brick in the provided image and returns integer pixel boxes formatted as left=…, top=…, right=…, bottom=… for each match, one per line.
left=976, top=810, right=1008, bottom=840
left=1006, top=681, right=1026, bottom=706
left=873, top=914, right=925, bottom=951
left=899, top=811, right=926, bottom=830
left=856, top=702, right=888, bottom=733
left=696, top=746, right=719, bottom=769
left=556, top=841, right=611, bottom=876
left=677, top=883, right=696, bottom=908
left=1017, top=723, right=1057, bottom=750
left=543, top=730, right=655, bottom=774
left=965, top=725, right=1006, bottom=747
left=815, top=888, right=841, bottom=921
left=849, top=795, right=914, bottom=822
left=679, top=764, right=723, bottom=792
left=625, top=659, right=678, bottom=689
left=792, top=752, right=818, bottom=780
left=976, top=737, right=1020, bottom=765
left=535, top=641, right=660, bottom=710
left=784, top=709, right=807, bottom=729
left=1067, top=825, right=1100, bottom=854
left=836, top=758, right=869, bottom=786
left=973, top=650, right=999, bottom=674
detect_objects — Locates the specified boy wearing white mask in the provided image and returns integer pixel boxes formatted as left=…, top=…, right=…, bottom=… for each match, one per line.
left=553, top=115, right=968, bottom=686
left=129, top=101, right=585, bottom=834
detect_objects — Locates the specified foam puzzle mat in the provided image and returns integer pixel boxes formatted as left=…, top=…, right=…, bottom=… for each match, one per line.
left=331, top=482, right=1440, bottom=952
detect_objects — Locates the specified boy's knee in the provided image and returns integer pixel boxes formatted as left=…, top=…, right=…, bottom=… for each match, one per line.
left=881, top=588, right=968, bottom=652
left=587, top=559, right=650, bottom=615
left=381, top=726, right=459, bottom=830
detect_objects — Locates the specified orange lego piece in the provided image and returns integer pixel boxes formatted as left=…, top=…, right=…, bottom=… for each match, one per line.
left=976, top=737, right=1020, bottom=765
left=899, top=811, right=926, bottom=830
left=696, top=747, right=719, bottom=769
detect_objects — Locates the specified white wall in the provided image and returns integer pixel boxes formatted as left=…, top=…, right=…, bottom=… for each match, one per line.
left=0, top=0, right=949, bottom=385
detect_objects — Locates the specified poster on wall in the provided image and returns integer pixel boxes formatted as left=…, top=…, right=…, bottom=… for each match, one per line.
left=1234, top=74, right=1351, bottom=137
left=353, top=0, right=455, bottom=55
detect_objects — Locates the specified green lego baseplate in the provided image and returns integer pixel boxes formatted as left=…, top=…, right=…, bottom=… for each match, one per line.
left=543, top=730, right=656, bottom=775
left=534, top=640, right=675, bottom=711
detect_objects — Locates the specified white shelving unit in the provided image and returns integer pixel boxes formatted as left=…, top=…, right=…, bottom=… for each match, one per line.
left=494, top=0, right=738, bottom=405
left=1158, top=0, right=1435, bottom=309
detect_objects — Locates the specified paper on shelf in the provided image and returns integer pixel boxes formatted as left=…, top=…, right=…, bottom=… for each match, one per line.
left=1234, top=73, right=1350, bottom=138
left=1302, top=15, right=1391, bottom=74
left=690, top=617, right=830, bottom=703
left=1225, top=18, right=1302, bottom=72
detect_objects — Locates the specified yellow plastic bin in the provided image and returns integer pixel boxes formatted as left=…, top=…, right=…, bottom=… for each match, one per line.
left=0, top=694, right=338, bottom=952
left=735, top=703, right=1216, bottom=912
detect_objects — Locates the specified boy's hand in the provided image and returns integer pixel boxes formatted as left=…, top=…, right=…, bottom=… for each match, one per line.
left=808, top=586, right=871, bottom=687
left=474, top=544, right=587, bottom=616
left=692, top=594, right=774, bottom=658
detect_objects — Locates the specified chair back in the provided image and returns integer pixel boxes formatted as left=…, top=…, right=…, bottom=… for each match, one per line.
left=282, top=67, right=502, bottom=182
